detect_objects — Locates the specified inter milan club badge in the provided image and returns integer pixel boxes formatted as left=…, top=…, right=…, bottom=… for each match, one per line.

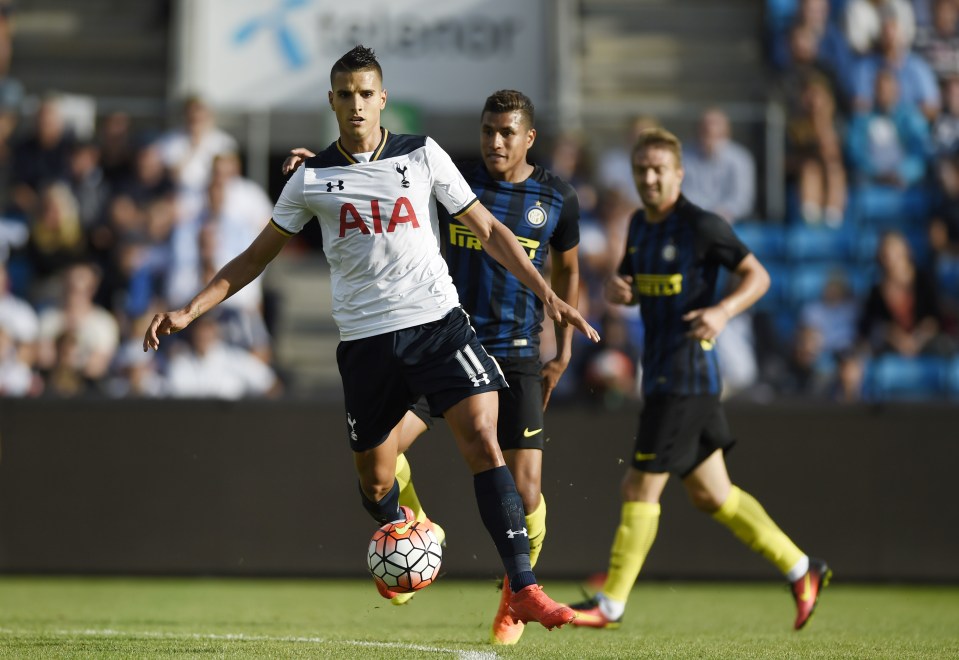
left=662, top=241, right=677, bottom=262
left=525, top=202, right=547, bottom=227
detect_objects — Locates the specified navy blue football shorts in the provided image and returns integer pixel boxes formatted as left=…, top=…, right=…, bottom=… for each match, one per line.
left=631, top=393, right=736, bottom=477
left=336, top=307, right=506, bottom=452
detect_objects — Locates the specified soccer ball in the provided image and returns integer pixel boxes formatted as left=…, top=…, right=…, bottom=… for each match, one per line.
left=367, top=519, right=443, bottom=593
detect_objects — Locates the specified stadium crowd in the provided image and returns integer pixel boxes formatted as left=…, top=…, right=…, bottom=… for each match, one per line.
left=1, top=0, right=958, bottom=403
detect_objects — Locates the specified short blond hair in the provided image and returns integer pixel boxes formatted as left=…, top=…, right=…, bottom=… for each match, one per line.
left=632, top=127, right=683, bottom=168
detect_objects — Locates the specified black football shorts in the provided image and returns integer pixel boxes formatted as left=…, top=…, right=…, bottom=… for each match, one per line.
left=495, top=357, right=546, bottom=451
left=631, top=394, right=735, bottom=477
left=336, top=307, right=506, bottom=451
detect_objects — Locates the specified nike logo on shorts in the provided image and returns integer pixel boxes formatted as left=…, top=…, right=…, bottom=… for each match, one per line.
left=635, top=451, right=657, bottom=461
left=523, top=427, right=542, bottom=438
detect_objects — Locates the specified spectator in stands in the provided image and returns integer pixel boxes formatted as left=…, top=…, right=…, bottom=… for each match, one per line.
left=164, top=313, right=280, bottom=399
left=777, top=324, right=837, bottom=398
left=0, top=323, right=35, bottom=396
left=105, top=308, right=166, bottom=398
left=785, top=73, right=848, bottom=226
left=914, top=0, right=959, bottom=84
left=11, top=93, right=76, bottom=218
left=597, top=115, right=659, bottom=209
left=108, top=140, right=176, bottom=244
left=0, top=78, right=21, bottom=214
left=844, top=0, right=917, bottom=56
left=36, top=261, right=119, bottom=384
left=774, top=0, right=856, bottom=100
left=858, top=230, right=953, bottom=356
left=717, top=311, right=761, bottom=399
left=165, top=168, right=273, bottom=361
left=577, top=310, right=640, bottom=410
left=26, top=182, right=87, bottom=305
left=96, top=111, right=136, bottom=188
left=929, top=74, right=959, bottom=323
left=40, top=329, right=91, bottom=397
left=779, top=21, right=851, bottom=116
left=155, top=95, right=237, bottom=212
left=681, top=107, right=756, bottom=223
left=846, top=68, right=930, bottom=189
left=101, top=140, right=176, bottom=311
left=0, top=260, right=38, bottom=377
left=68, top=140, right=110, bottom=234
left=799, top=268, right=860, bottom=355
left=851, top=7, right=941, bottom=121
left=932, top=75, right=959, bottom=161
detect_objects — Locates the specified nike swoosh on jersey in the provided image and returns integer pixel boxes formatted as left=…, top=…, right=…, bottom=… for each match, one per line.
left=634, top=451, right=657, bottom=461
left=523, top=428, right=543, bottom=438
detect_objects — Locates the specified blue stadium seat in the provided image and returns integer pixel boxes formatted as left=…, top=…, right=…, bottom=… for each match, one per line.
left=862, top=355, right=949, bottom=401
left=784, top=225, right=852, bottom=262
left=936, top=257, right=959, bottom=298
left=787, top=263, right=871, bottom=307
left=765, top=0, right=797, bottom=31
left=947, top=357, right=959, bottom=399
left=848, top=184, right=933, bottom=229
left=734, top=222, right=787, bottom=262
left=756, top=260, right=791, bottom=311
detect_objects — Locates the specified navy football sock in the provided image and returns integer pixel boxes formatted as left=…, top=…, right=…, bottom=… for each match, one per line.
left=473, top=466, right=536, bottom=592
left=360, top=479, right=402, bottom=525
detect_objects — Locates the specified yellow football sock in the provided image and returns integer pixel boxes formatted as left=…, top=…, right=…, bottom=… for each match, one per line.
left=711, top=485, right=804, bottom=576
left=395, top=453, right=427, bottom=522
left=525, top=494, right=546, bottom=568
left=602, top=501, right=661, bottom=603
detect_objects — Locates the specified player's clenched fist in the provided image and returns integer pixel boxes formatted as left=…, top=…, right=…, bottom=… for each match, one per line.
left=604, top=275, right=634, bottom=306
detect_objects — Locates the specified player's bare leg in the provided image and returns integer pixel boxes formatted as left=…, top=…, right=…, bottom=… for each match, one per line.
left=688, top=450, right=829, bottom=630
left=446, top=393, right=574, bottom=631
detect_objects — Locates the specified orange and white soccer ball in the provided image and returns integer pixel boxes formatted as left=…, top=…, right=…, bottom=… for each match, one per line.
left=367, top=519, right=443, bottom=593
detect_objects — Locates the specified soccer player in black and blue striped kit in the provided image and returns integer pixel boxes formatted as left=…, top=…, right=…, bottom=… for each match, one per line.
left=568, top=127, right=830, bottom=631
left=439, top=90, right=581, bottom=644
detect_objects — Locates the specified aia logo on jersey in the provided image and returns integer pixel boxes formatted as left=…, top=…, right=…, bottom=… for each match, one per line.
left=339, top=197, right=420, bottom=237
left=395, top=164, right=410, bottom=188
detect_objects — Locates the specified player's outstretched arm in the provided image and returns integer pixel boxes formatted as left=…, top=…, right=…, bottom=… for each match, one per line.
left=541, top=245, right=581, bottom=410
left=458, top=203, right=599, bottom=343
left=143, top=224, right=290, bottom=351
left=683, top=253, right=770, bottom=341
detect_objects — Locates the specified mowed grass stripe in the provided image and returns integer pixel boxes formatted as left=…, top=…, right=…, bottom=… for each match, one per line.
left=0, top=627, right=499, bottom=659
left=0, top=577, right=957, bottom=659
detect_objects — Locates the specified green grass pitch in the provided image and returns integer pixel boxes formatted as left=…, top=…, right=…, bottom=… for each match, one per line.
left=0, top=577, right=957, bottom=659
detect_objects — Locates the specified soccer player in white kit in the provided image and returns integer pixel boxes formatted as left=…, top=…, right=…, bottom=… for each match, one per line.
left=143, top=45, right=597, bottom=631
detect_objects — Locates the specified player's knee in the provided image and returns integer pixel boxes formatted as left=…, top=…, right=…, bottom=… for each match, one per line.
left=359, top=476, right=394, bottom=502
left=356, top=461, right=396, bottom=501
left=687, top=487, right=723, bottom=513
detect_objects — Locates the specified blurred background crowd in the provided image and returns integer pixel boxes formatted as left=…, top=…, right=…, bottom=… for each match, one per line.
left=2, top=0, right=959, bottom=405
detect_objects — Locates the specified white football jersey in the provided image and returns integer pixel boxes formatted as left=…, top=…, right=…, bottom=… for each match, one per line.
left=272, top=130, right=478, bottom=340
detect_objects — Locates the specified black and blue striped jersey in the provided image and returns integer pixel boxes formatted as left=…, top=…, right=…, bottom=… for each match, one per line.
left=618, top=195, right=750, bottom=396
left=439, top=162, right=580, bottom=359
